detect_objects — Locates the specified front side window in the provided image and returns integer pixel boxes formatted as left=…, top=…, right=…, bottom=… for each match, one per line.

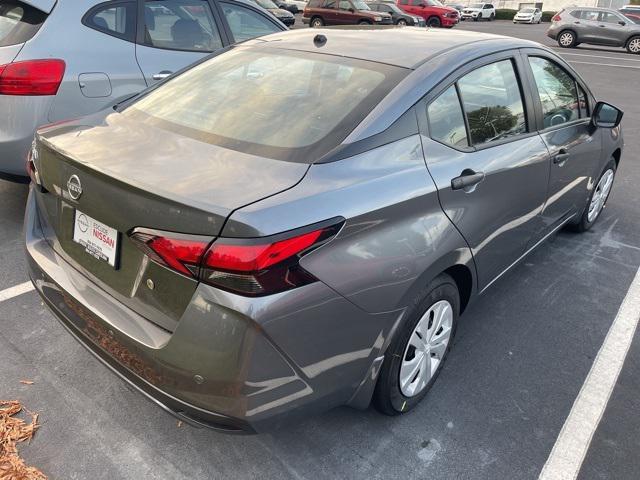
left=528, top=57, right=579, bottom=128
left=143, top=0, right=222, bottom=52
left=124, top=49, right=407, bottom=162
left=85, top=2, right=136, bottom=41
left=457, top=59, right=527, bottom=145
left=0, top=0, right=47, bottom=47
left=428, top=85, right=469, bottom=148
left=599, top=12, right=624, bottom=23
left=221, top=2, right=279, bottom=42
left=577, top=84, right=589, bottom=118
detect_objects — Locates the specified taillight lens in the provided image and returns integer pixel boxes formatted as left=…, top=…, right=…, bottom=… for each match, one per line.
left=0, top=59, right=65, bottom=96
left=130, top=221, right=342, bottom=297
left=201, top=223, right=342, bottom=296
left=552, top=10, right=563, bottom=21
left=130, top=230, right=211, bottom=277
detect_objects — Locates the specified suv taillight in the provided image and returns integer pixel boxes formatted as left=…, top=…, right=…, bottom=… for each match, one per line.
left=552, top=10, right=563, bottom=22
left=130, top=221, right=343, bottom=297
left=0, top=59, right=65, bottom=96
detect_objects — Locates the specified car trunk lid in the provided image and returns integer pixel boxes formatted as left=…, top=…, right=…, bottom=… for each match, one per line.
left=33, top=111, right=309, bottom=332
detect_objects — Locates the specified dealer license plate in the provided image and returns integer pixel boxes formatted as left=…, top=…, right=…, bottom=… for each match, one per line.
left=72, top=210, right=119, bottom=267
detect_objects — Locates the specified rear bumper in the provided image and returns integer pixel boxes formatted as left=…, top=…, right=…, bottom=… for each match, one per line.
left=0, top=95, right=53, bottom=177
left=25, top=188, right=396, bottom=432
left=546, top=25, right=559, bottom=39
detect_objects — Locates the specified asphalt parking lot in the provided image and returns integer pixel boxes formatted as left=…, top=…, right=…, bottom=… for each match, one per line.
left=2, top=20, right=640, bottom=480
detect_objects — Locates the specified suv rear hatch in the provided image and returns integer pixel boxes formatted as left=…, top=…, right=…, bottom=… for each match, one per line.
left=33, top=112, right=310, bottom=332
left=0, top=0, right=49, bottom=64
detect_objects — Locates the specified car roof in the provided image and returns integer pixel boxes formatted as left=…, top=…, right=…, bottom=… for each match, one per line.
left=242, top=27, right=534, bottom=69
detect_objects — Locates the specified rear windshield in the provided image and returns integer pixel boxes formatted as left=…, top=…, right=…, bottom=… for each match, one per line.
left=123, top=47, right=408, bottom=163
left=0, top=1, right=47, bottom=47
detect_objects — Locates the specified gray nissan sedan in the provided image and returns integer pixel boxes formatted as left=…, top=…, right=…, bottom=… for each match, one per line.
left=25, top=28, right=624, bottom=432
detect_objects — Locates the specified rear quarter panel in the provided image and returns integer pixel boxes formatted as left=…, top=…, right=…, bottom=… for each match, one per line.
left=224, top=134, right=475, bottom=314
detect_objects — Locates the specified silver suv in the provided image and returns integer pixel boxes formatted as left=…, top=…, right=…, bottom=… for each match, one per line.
left=0, top=0, right=285, bottom=180
left=547, top=6, right=640, bottom=54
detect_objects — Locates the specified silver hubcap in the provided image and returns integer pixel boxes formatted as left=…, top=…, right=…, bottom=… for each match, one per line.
left=559, top=32, right=574, bottom=46
left=629, top=38, right=640, bottom=53
left=399, top=300, right=453, bottom=397
left=587, top=169, right=614, bottom=223
left=312, top=19, right=321, bottom=27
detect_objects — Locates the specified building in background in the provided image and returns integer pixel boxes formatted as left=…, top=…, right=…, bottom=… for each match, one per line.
left=481, top=0, right=628, bottom=11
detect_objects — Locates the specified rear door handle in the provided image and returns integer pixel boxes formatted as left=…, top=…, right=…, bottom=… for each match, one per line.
left=451, top=169, right=485, bottom=190
left=553, top=149, right=570, bottom=165
left=152, top=70, right=172, bottom=81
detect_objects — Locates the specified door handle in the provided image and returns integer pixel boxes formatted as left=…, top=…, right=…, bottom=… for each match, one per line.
left=553, top=149, right=570, bottom=165
left=152, top=70, right=172, bottom=81
left=451, top=169, right=485, bottom=190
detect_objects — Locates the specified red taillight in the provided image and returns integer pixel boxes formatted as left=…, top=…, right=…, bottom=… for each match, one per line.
left=552, top=10, right=562, bottom=22
left=0, top=59, right=65, bottom=96
left=130, top=230, right=210, bottom=277
left=130, top=221, right=342, bottom=296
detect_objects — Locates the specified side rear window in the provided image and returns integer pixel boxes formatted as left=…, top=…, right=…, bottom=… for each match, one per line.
left=220, top=2, right=280, bottom=43
left=307, top=0, right=322, bottom=6
left=457, top=59, right=527, bottom=145
left=427, top=85, right=469, bottom=148
left=143, top=0, right=223, bottom=52
left=0, top=0, right=47, bottom=47
left=83, top=1, right=136, bottom=42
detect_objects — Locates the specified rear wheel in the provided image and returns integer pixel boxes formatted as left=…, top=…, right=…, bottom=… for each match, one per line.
left=397, top=18, right=407, bottom=25
left=558, top=30, right=577, bottom=48
left=427, top=15, right=441, bottom=27
left=571, top=159, right=616, bottom=233
left=310, top=16, right=324, bottom=27
left=627, top=36, right=640, bottom=54
left=373, top=274, right=459, bottom=415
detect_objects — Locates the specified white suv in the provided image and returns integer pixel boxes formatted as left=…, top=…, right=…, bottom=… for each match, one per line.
left=461, top=3, right=495, bottom=21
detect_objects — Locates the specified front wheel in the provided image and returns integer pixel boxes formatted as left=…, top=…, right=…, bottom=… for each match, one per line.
left=397, top=18, right=407, bottom=26
left=427, top=16, right=441, bottom=27
left=627, top=36, right=640, bottom=54
left=571, top=159, right=616, bottom=232
left=310, top=16, right=324, bottom=27
left=489, top=12, right=495, bottom=21
left=558, top=30, right=577, bottom=48
left=373, top=274, right=459, bottom=415
left=358, top=19, right=372, bottom=25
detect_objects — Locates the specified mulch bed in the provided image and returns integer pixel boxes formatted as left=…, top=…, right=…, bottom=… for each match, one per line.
left=0, top=401, right=46, bottom=480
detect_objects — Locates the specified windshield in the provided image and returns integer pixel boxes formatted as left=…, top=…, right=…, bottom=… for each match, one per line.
left=470, top=4, right=483, bottom=8
left=352, top=1, right=370, bottom=10
left=0, top=0, right=47, bottom=47
left=521, top=8, right=534, bottom=12
left=623, top=13, right=640, bottom=24
left=425, top=0, right=444, bottom=5
left=255, top=0, right=278, bottom=9
left=124, top=48, right=408, bottom=163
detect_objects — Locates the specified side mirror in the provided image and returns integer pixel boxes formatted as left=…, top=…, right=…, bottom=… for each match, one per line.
left=592, top=101, right=623, bottom=128
left=618, top=20, right=626, bottom=26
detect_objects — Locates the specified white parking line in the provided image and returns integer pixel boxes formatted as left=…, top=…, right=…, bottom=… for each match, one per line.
left=0, top=281, right=35, bottom=303
left=539, top=266, right=640, bottom=480
left=556, top=51, right=640, bottom=63
left=566, top=60, right=640, bottom=70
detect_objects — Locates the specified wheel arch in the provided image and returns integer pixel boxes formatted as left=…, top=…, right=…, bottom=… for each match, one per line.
left=612, top=148, right=622, bottom=168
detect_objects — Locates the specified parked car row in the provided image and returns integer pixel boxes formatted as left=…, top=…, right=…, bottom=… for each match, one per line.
left=303, top=0, right=458, bottom=28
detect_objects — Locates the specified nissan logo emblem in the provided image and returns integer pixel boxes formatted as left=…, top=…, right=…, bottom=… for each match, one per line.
left=67, top=174, right=82, bottom=200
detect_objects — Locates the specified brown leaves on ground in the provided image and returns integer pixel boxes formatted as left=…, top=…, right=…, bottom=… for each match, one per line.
left=18, top=382, right=33, bottom=386
left=0, top=400, right=46, bottom=480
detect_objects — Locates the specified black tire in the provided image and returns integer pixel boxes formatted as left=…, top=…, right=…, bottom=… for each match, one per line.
left=373, top=274, right=460, bottom=416
left=427, top=16, right=441, bottom=27
left=626, top=35, right=640, bottom=54
left=397, top=18, right=407, bottom=25
left=473, top=14, right=479, bottom=21
left=570, top=159, right=617, bottom=233
left=557, top=29, right=577, bottom=48
left=310, top=16, right=324, bottom=27
left=358, top=19, right=372, bottom=25
left=489, top=12, right=495, bottom=21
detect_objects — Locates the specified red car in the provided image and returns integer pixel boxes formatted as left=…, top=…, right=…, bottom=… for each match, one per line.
left=397, top=0, right=459, bottom=27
